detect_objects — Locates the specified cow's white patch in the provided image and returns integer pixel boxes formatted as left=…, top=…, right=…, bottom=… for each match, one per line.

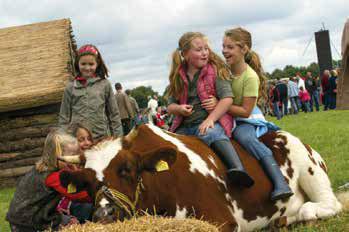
left=208, top=155, right=218, bottom=168
left=84, top=138, right=123, bottom=181
left=147, top=124, right=226, bottom=187
left=99, top=197, right=110, bottom=207
left=175, top=205, right=187, bottom=219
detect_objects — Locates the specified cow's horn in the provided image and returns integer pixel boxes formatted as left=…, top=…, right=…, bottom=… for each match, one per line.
left=58, top=155, right=81, bottom=164
left=124, top=127, right=138, bottom=142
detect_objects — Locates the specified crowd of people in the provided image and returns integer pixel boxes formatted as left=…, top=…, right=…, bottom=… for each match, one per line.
left=267, top=69, right=338, bottom=120
left=7, top=26, right=340, bottom=231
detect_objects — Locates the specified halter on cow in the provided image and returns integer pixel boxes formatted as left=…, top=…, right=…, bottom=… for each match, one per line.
left=59, top=124, right=345, bottom=231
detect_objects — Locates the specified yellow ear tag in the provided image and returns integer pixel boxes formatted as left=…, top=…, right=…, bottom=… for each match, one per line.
left=155, top=160, right=169, bottom=172
left=67, top=183, right=77, bottom=193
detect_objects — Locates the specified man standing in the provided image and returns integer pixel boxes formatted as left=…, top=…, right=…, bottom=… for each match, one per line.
left=275, top=78, right=288, bottom=116
left=115, top=83, right=134, bottom=135
left=125, top=89, right=140, bottom=127
left=147, top=95, right=158, bottom=121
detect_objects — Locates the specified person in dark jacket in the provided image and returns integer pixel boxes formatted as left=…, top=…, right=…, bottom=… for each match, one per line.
left=275, top=78, right=288, bottom=117
left=329, top=69, right=338, bottom=109
left=6, top=128, right=85, bottom=231
left=321, top=70, right=331, bottom=111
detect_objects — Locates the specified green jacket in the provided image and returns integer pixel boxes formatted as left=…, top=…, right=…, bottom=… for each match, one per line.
left=58, top=77, right=123, bottom=138
left=6, top=168, right=62, bottom=231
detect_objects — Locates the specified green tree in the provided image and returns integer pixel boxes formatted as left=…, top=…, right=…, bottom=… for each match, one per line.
left=130, top=86, right=158, bottom=109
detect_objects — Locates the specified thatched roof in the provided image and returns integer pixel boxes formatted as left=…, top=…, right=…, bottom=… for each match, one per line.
left=0, top=19, right=76, bottom=113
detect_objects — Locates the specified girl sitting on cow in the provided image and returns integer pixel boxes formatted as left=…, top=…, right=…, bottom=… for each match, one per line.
left=167, top=32, right=254, bottom=188
left=203, top=27, right=293, bottom=201
left=6, top=128, right=91, bottom=231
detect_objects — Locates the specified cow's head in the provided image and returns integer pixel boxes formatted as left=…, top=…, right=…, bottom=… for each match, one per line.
left=60, top=136, right=177, bottom=223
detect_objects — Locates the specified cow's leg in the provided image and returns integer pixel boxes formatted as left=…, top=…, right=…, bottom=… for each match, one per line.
left=296, top=148, right=342, bottom=221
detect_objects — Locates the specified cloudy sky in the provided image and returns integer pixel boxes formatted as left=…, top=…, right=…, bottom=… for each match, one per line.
left=1, top=0, right=347, bottom=94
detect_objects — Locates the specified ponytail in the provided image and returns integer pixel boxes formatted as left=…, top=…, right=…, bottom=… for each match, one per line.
left=168, top=49, right=184, bottom=99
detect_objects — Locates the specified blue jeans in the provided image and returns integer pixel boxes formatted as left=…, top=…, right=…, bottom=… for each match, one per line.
left=329, top=94, right=336, bottom=109
left=272, top=102, right=281, bottom=120
left=303, top=101, right=311, bottom=112
left=312, top=90, right=320, bottom=111
left=281, top=98, right=288, bottom=116
left=289, top=97, right=298, bottom=114
left=232, top=123, right=273, bottom=160
left=176, top=123, right=229, bottom=145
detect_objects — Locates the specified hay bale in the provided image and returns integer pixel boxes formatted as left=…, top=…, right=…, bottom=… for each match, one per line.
left=59, top=216, right=220, bottom=232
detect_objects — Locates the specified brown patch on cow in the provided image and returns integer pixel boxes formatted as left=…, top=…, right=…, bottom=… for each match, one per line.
left=284, top=177, right=289, bottom=184
left=303, top=143, right=316, bottom=165
left=279, top=207, right=286, bottom=216
left=272, top=216, right=288, bottom=228
left=259, top=132, right=290, bottom=167
left=286, top=158, right=294, bottom=179
left=319, top=161, right=328, bottom=173
left=308, top=167, right=314, bottom=175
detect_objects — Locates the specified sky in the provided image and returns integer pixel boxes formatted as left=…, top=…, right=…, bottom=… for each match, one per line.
left=1, top=0, right=348, bottom=94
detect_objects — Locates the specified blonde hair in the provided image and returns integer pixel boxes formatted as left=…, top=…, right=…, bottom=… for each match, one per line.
left=36, top=128, right=78, bottom=173
left=224, top=27, right=267, bottom=107
left=168, top=32, right=231, bottom=99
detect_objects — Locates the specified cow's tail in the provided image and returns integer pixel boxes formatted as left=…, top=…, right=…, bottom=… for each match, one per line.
left=337, top=190, right=349, bottom=212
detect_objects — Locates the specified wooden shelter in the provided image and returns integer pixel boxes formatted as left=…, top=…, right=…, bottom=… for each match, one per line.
left=0, top=19, right=76, bottom=187
left=338, top=18, right=349, bottom=109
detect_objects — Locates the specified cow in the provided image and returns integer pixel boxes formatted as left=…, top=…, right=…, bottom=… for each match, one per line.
left=59, top=124, right=345, bottom=232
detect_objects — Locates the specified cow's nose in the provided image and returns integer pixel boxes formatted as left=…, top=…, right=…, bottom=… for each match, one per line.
left=92, top=206, right=116, bottom=223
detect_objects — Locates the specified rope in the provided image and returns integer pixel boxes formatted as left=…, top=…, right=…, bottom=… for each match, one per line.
left=95, top=177, right=144, bottom=218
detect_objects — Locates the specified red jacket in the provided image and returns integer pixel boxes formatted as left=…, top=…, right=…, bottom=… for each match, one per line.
left=45, top=170, right=91, bottom=202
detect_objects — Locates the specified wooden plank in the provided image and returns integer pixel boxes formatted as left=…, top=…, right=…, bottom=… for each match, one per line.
left=0, top=147, right=42, bottom=162
left=0, top=137, right=46, bottom=153
left=0, top=125, right=50, bottom=142
left=0, top=157, right=40, bottom=169
left=0, top=113, right=58, bottom=131
left=0, top=166, right=33, bottom=178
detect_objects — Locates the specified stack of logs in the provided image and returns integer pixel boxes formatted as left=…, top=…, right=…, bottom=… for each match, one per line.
left=0, top=107, right=59, bottom=188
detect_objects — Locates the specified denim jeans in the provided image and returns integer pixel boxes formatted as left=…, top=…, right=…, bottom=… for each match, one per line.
left=329, top=94, right=336, bottom=109
left=272, top=102, right=281, bottom=120
left=232, top=122, right=273, bottom=160
left=289, top=97, right=298, bottom=114
left=312, top=90, right=320, bottom=111
left=303, top=101, right=311, bottom=112
left=281, top=98, right=288, bottom=116
left=176, top=122, right=229, bottom=146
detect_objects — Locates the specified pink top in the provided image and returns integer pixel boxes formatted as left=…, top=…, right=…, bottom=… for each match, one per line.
left=299, top=90, right=311, bottom=102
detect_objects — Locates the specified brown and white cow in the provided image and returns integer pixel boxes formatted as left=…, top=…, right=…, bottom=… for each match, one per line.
left=60, top=124, right=344, bottom=231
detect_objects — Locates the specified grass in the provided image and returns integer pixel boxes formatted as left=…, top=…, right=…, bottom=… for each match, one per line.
left=1, top=110, right=348, bottom=231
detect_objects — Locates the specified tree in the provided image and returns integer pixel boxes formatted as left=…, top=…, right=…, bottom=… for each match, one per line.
left=130, top=86, right=158, bottom=109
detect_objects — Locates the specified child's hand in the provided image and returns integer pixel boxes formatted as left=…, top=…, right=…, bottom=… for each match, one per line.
left=198, top=118, right=214, bottom=135
left=201, top=95, right=218, bottom=112
left=179, top=104, right=194, bottom=116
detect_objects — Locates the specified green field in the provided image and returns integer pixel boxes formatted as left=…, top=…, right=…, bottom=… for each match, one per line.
left=1, top=110, right=348, bottom=231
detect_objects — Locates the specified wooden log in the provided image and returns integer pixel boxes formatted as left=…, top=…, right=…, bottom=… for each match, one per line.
left=0, top=137, right=46, bottom=153
left=0, top=103, right=60, bottom=119
left=0, top=157, right=40, bottom=169
left=0, top=147, right=42, bottom=162
left=0, top=176, right=19, bottom=188
left=0, top=113, right=58, bottom=131
left=0, top=166, right=33, bottom=178
left=0, top=126, right=51, bottom=142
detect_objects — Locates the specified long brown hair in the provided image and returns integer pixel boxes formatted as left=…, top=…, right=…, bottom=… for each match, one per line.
left=224, top=27, right=267, bottom=107
left=168, top=32, right=231, bottom=99
left=74, top=44, right=109, bottom=79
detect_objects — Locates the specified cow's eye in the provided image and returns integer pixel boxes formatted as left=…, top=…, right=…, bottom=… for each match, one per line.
left=118, top=165, right=131, bottom=177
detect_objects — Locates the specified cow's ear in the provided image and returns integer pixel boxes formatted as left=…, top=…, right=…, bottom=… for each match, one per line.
left=140, top=146, right=177, bottom=172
